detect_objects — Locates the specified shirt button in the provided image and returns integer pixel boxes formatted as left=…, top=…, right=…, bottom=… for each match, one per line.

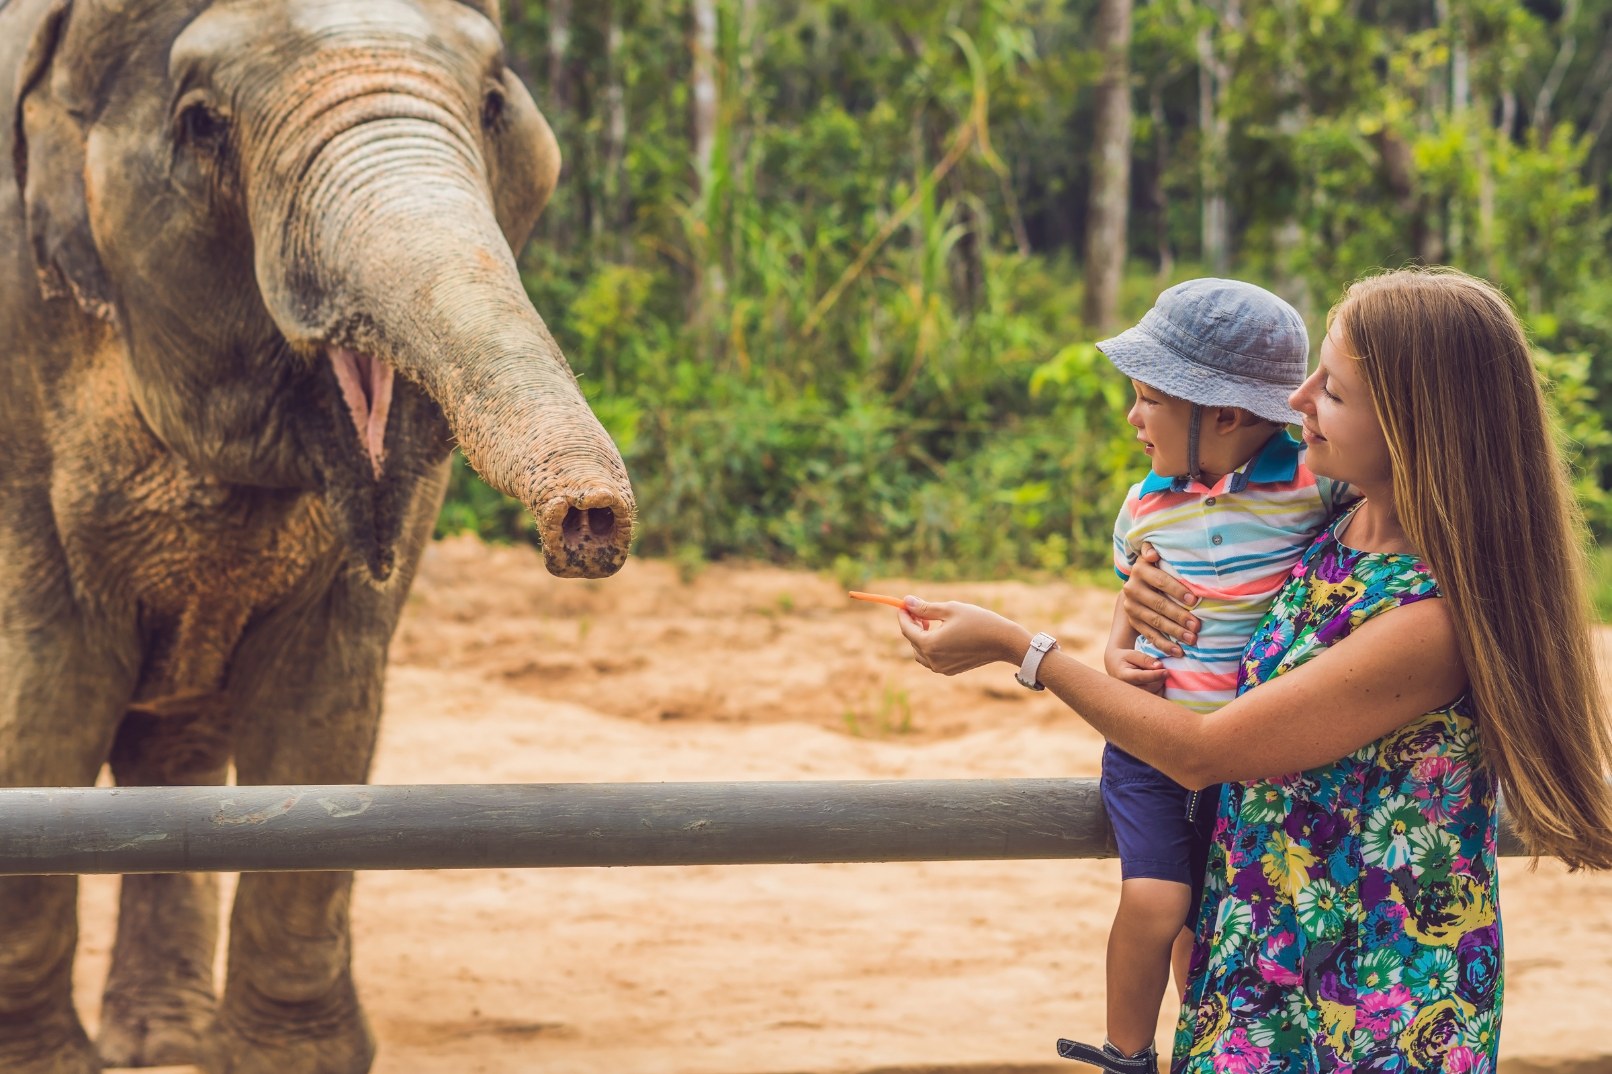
left=1211, top=534, right=1223, bottom=546
left=1205, top=497, right=1217, bottom=506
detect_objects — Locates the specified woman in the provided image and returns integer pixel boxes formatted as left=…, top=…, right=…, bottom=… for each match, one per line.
left=895, top=268, right=1612, bottom=1071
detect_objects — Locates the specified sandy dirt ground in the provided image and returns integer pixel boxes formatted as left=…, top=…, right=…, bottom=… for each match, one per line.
left=75, top=535, right=1612, bottom=1074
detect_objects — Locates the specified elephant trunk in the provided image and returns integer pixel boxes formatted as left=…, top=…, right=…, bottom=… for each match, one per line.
left=248, top=82, right=634, bottom=578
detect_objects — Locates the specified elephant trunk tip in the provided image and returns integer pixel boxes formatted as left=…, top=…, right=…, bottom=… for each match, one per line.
left=536, top=488, right=636, bottom=578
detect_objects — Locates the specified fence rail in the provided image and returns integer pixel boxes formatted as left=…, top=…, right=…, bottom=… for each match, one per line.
left=0, top=778, right=1532, bottom=876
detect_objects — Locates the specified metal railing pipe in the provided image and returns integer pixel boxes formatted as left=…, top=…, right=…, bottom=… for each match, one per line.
left=0, top=778, right=1535, bottom=876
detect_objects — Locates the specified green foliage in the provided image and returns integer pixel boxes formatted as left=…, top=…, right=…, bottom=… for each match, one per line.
left=433, top=0, right=1612, bottom=593
left=562, top=254, right=1150, bottom=577
left=438, top=452, right=524, bottom=543
left=1589, top=545, right=1612, bottom=623
left=1536, top=347, right=1612, bottom=536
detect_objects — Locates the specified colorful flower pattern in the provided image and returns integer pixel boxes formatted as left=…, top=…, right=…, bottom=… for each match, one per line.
left=1172, top=510, right=1501, bottom=1073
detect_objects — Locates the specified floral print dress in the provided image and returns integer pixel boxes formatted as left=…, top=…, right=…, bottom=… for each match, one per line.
left=1172, top=508, right=1501, bottom=1074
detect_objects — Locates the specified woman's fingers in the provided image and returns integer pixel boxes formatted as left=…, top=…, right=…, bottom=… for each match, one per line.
left=899, top=611, right=949, bottom=673
left=1121, top=586, right=1191, bottom=655
left=901, top=595, right=946, bottom=619
left=1122, top=547, right=1199, bottom=656
left=1136, top=547, right=1196, bottom=607
left=897, top=603, right=934, bottom=647
left=1131, top=606, right=1184, bottom=657
left=897, top=600, right=1023, bottom=677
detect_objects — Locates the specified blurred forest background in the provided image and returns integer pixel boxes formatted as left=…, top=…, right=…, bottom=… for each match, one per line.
left=439, top=0, right=1612, bottom=590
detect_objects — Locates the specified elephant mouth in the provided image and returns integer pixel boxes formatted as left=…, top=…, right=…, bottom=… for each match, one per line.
left=328, top=346, right=394, bottom=479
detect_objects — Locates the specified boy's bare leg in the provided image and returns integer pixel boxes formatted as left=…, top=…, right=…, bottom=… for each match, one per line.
left=1105, top=878, right=1192, bottom=1057
left=1170, top=926, right=1196, bottom=1000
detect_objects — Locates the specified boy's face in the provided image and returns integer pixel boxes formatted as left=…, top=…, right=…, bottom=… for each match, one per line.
left=1126, top=379, right=1196, bottom=476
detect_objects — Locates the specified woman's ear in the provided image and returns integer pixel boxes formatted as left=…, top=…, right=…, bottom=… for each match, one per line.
left=11, top=0, right=116, bottom=321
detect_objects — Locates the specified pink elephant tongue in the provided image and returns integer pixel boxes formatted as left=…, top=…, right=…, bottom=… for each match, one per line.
left=328, top=347, right=395, bottom=479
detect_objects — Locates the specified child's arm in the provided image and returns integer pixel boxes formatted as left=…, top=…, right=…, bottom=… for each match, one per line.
left=1103, top=592, right=1168, bottom=695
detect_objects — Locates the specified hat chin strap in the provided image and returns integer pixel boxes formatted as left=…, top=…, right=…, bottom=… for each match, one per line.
left=1186, top=403, right=1204, bottom=485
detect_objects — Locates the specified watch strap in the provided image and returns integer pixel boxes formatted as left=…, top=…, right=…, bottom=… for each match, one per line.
left=1015, top=632, right=1059, bottom=691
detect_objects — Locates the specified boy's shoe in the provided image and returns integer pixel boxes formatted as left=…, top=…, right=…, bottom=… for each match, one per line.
left=1056, top=1037, right=1158, bottom=1072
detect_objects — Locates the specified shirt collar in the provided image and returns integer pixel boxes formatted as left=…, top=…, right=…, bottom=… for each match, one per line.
left=1138, top=430, right=1302, bottom=495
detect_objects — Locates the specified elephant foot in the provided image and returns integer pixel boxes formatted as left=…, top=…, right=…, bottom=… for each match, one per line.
left=0, top=1017, right=101, bottom=1074
left=98, top=984, right=213, bottom=1068
left=196, top=994, right=374, bottom=1074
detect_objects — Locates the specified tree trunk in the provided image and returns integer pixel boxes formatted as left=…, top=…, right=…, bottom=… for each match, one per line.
left=1195, top=2, right=1237, bottom=276
left=597, top=0, right=628, bottom=261
left=1436, top=0, right=1467, bottom=258
left=1449, top=10, right=1469, bottom=116
left=502, top=0, right=532, bottom=85
left=732, top=0, right=758, bottom=170
left=1272, top=0, right=1309, bottom=318
left=1148, top=84, right=1172, bottom=280
left=1533, top=0, right=1581, bottom=139
left=688, top=0, right=725, bottom=324
left=547, top=0, right=571, bottom=114
left=542, top=0, right=574, bottom=247
left=1082, top=0, right=1133, bottom=333
left=690, top=0, right=719, bottom=195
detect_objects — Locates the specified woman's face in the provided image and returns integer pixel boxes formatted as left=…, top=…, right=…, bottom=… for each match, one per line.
left=1289, top=323, right=1394, bottom=491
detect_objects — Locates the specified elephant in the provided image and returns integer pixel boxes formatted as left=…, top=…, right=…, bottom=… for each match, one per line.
left=0, top=0, right=636, bottom=1069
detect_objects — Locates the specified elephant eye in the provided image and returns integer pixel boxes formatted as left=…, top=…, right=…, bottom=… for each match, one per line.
left=481, top=88, right=506, bottom=130
left=177, top=102, right=228, bottom=148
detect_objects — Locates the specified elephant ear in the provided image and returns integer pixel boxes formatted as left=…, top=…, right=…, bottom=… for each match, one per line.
left=488, top=70, right=560, bottom=250
left=11, top=0, right=116, bottom=321
left=466, top=0, right=500, bottom=31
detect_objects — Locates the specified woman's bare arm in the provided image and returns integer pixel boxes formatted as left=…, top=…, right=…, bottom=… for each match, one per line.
left=1120, top=545, right=1200, bottom=656
left=898, top=595, right=1466, bottom=789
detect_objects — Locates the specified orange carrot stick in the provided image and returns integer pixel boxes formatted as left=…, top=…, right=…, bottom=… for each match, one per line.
left=848, top=591, right=907, bottom=609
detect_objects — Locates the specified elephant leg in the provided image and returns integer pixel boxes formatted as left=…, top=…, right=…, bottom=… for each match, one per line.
left=0, top=624, right=133, bottom=1074
left=201, top=662, right=383, bottom=1074
left=0, top=878, right=97, bottom=1074
left=198, top=463, right=445, bottom=1074
left=97, top=709, right=231, bottom=1068
left=198, top=611, right=393, bottom=1074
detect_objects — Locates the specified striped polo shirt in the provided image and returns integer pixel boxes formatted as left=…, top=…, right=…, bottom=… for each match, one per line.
left=1112, top=431, right=1350, bottom=712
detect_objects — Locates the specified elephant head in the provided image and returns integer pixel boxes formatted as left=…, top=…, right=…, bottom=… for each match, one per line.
left=11, top=0, right=635, bottom=579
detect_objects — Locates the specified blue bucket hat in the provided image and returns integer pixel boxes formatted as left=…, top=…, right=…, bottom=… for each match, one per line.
left=1096, top=278, right=1308, bottom=426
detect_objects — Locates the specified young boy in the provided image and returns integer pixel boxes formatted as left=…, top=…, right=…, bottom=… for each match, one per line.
left=1056, top=279, right=1350, bottom=1073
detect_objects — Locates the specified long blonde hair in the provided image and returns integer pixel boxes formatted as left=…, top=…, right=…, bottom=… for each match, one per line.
left=1335, top=267, right=1612, bottom=870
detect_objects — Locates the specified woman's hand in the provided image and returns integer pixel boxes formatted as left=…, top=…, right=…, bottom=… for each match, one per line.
left=897, top=598, right=1033, bottom=677
left=1121, top=544, right=1199, bottom=656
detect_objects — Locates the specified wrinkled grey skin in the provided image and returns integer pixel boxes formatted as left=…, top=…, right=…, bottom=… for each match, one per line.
left=0, top=0, right=636, bottom=1070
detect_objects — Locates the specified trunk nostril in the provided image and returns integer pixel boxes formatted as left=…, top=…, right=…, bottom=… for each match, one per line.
left=559, top=505, right=618, bottom=542
left=541, top=495, right=634, bottom=578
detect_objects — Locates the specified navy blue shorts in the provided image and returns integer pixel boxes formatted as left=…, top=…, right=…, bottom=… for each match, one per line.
left=1101, top=742, right=1219, bottom=921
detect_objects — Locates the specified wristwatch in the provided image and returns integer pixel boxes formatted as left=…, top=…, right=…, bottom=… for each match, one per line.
left=1015, top=632, right=1059, bottom=691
